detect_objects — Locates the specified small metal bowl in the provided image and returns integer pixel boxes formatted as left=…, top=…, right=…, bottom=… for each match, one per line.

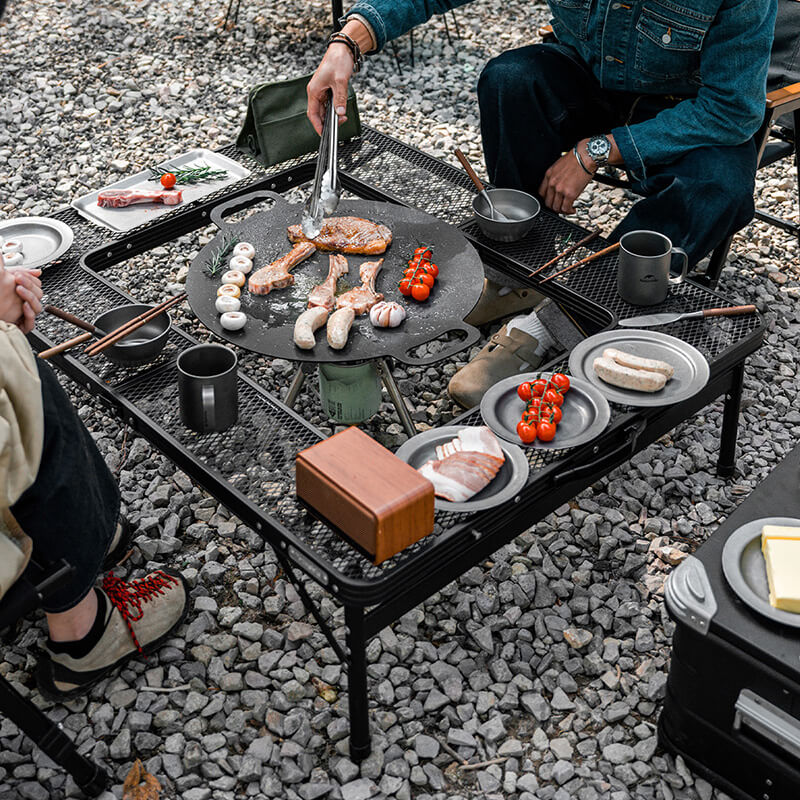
left=472, top=188, right=541, bottom=243
left=92, top=304, right=171, bottom=365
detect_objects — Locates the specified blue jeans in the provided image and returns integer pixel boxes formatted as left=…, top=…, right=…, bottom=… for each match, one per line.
left=478, top=43, right=758, bottom=267
left=11, top=362, right=119, bottom=612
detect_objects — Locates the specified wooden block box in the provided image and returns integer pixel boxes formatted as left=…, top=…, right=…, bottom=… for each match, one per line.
left=296, top=427, right=434, bottom=564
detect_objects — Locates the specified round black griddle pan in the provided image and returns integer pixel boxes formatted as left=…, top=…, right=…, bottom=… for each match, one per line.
left=187, top=190, right=484, bottom=366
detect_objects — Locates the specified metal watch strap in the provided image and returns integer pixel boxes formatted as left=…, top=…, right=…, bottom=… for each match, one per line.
left=586, top=134, right=611, bottom=168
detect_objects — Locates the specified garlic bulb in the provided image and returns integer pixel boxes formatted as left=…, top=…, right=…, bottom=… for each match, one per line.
left=369, top=301, right=407, bottom=328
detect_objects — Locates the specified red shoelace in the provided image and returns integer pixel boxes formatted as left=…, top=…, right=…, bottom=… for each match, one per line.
left=102, top=571, right=179, bottom=654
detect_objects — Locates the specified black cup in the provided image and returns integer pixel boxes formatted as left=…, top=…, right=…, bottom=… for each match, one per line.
left=177, top=344, right=238, bottom=433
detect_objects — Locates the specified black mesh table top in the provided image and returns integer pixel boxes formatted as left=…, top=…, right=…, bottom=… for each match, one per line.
left=30, top=128, right=765, bottom=601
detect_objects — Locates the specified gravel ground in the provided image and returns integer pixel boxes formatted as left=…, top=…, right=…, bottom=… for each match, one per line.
left=1, top=1, right=799, bottom=799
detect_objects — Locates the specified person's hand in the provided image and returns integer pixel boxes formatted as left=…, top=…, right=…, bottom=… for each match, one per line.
left=307, top=46, right=355, bottom=136
left=11, top=269, right=43, bottom=334
left=538, top=143, right=594, bottom=215
left=307, top=19, right=374, bottom=135
left=0, top=267, right=26, bottom=328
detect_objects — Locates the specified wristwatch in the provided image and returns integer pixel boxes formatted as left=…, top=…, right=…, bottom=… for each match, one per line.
left=586, top=134, right=612, bottom=168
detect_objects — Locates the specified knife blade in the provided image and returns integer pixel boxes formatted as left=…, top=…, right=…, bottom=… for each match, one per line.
left=301, top=91, right=340, bottom=239
left=618, top=304, right=757, bottom=327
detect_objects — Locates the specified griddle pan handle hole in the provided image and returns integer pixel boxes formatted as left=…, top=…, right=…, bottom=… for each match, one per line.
left=734, top=689, right=800, bottom=762
left=399, top=322, right=481, bottom=368
left=210, top=190, right=290, bottom=230
left=551, top=419, right=646, bottom=486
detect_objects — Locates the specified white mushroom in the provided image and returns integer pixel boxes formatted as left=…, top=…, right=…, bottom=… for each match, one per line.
left=217, top=284, right=241, bottom=298
left=221, top=269, right=246, bottom=287
left=2, top=252, right=23, bottom=266
left=229, top=255, right=253, bottom=274
left=2, top=239, right=23, bottom=254
left=220, top=311, right=247, bottom=331
left=233, top=242, right=255, bottom=261
left=215, top=295, right=241, bottom=314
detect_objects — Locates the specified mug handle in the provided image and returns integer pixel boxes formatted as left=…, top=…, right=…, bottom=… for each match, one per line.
left=669, top=247, right=689, bottom=285
left=202, top=385, right=216, bottom=431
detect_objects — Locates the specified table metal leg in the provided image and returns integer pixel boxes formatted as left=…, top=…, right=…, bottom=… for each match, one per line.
left=717, top=360, right=745, bottom=477
left=284, top=367, right=307, bottom=409
left=331, top=0, right=343, bottom=29
left=345, top=605, right=371, bottom=762
left=377, top=358, right=416, bottom=438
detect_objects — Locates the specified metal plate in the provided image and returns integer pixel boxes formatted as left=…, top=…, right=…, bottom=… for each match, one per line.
left=722, top=517, right=800, bottom=629
left=187, top=194, right=484, bottom=366
left=394, top=425, right=530, bottom=512
left=568, top=329, right=710, bottom=407
left=0, top=217, right=74, bottom=269
left=71, top=149, right=250, bottom=232
left=480, top=372, right=611, bottom=450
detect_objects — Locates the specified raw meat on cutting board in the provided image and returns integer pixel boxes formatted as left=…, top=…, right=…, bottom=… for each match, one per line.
left=97, top=188, right=183, bottom=208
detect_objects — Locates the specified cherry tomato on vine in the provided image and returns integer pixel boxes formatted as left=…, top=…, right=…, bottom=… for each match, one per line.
left=517, top=382, right=532, bottom=401
left=543, top=389, right=564, bottom=407
left=411, top=282, right=431, bottom=301
left=398, top=279, right=413, bottom=296
left=425, top=262, right=439, bottom=277
left=413, top=246, right=432, bottom=258
left=516, top=421, right=537, bottom=444
left=537, top=421, right=557, bottom=442
left=160, top=172, right=177, bottom=189
left=531, top=379, right=548, bottom=398
left=551, top=373, right=570, bottom=393
left=417, top=272, right=435, bottom=289
left=543, top=404, right=563, bottom=424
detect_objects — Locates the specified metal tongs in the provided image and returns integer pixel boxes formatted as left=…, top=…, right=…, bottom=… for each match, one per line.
left=301, top=90, right=340, bottom=239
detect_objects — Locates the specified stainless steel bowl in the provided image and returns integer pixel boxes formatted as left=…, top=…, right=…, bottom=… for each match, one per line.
left=472, top=188, right=541, bottom=243
left=92, top=304, right=171, bottom=365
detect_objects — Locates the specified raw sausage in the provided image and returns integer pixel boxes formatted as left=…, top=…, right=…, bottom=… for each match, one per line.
left=327, top=307, right=356, bottom=350
left=294, top=306, right=329, bottom=350
left=602, top=348, right=674, bottom=379
left=593, top=356, right=667, bottom=392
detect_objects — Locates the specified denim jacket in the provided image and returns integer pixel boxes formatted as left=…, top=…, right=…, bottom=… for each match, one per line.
left=345, top=0, right=777, bottom=180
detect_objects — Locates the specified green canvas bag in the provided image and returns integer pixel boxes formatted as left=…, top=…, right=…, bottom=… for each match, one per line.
left=237, top=73, right=361, bottom=168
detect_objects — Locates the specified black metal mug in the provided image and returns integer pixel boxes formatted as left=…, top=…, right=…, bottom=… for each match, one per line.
left=177, top=344, right=238, bottom=433
left=617, top=230, right=689, bottom=306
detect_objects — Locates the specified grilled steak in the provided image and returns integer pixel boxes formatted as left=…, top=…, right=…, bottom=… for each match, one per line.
left=287, top=217, right=392, bottom=255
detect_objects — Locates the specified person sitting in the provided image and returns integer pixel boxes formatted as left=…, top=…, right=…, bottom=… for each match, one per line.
left=0, top=261, right=188, bottom=700
left=307, top=0, right=777, bottom=406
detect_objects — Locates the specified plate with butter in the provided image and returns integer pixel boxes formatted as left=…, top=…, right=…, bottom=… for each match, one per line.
left=722, top=516, right=800, bottom=628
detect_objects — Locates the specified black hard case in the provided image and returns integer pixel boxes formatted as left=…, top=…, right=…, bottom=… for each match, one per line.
left=661, top=445, right=800, bottom=800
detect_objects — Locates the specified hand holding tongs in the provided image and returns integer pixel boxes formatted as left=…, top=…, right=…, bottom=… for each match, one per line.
left=301, top=90, right=340, bottom=239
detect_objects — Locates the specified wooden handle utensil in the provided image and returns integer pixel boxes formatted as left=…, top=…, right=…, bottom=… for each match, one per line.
left=44, top=304, right=96, bottom=333
left=539, top=241, right=620, bottom=284
left=702, top=305, right=757, bottom=317
left=529, top=230, right=602, bottom=277
left=38, top=331, right=93, bottom=360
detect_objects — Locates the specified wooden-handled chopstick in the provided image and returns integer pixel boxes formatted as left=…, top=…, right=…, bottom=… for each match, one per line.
left=84, top=293, right=185, bottom=357
left=539, top=242, right=620, bottom=285
left=44, top=304, right=96, bottom=333
left=529, top=230, right=601, bottom=277
left=38, top=331, right=94, bottom=360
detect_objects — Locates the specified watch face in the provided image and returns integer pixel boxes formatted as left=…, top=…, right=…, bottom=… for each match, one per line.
left=587, top=136, right=611, bottom=160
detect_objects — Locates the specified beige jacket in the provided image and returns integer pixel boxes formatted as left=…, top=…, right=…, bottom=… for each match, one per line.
left=0, top=322, right=44, bottom=599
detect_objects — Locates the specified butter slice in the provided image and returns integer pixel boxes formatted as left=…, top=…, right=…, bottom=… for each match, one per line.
left=761, top=525, right=800, bottom=613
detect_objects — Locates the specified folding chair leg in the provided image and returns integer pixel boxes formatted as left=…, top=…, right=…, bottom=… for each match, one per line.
left=0, top=674, right=108, bottom=796
left=702, top=234, right=733, bottom=288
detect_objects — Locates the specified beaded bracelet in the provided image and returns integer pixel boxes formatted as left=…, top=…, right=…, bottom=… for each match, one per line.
left=328, top=31, right=363, bottom=73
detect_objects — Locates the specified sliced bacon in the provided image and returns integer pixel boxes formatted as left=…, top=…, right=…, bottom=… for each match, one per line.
left=418, top=427, right=506, bottom=503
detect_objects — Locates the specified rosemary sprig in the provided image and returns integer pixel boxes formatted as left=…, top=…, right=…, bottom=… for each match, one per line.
left=204, top=233, right=240, bottom=277
left=148, top=164, right=229, bottom=184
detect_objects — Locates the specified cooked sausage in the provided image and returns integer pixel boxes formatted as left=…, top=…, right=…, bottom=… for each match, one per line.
left=293, top=306, right=329, bottom=350
left=327, top=307, right=356, bottom=350
left=593, top=356, right=667, bottom=392
left=602, top=348, right=674, bottom=379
